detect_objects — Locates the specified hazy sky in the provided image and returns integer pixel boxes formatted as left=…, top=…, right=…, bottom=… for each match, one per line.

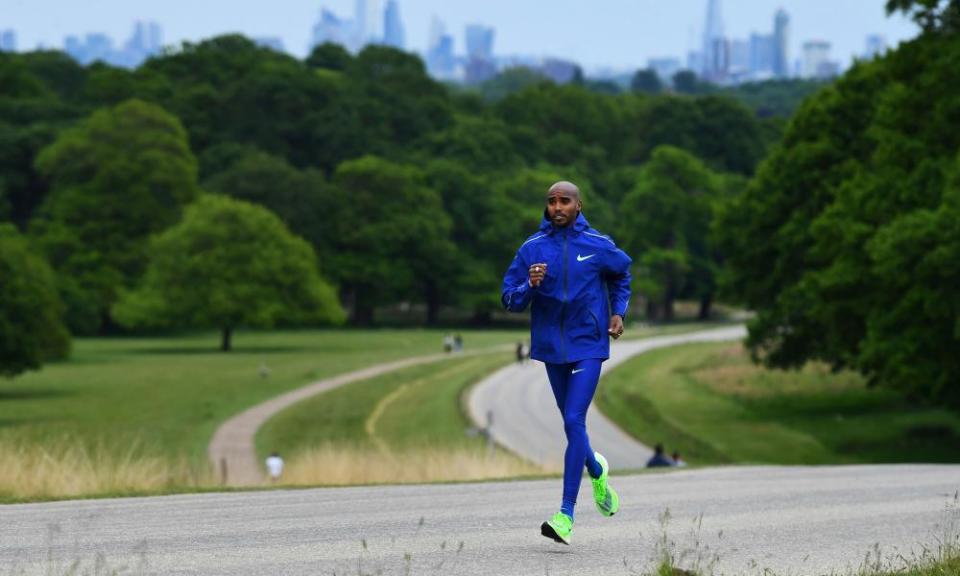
left=3, top=0, right=920, bottom=71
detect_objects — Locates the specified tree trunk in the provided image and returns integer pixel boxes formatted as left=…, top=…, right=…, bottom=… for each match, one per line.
left=221, top=326, right=233, bottom=352
left=698, top=293, right=713, bottom=320
left=425, top=281, right=440, bottom=326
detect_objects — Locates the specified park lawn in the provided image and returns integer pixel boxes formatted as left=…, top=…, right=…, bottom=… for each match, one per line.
left=597, top=342, right=960, bottom=465
left=256, top=352, right=514, bottom=458
left=0, top=329, right=523, bottom=466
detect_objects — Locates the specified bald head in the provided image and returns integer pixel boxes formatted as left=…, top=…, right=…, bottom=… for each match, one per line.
left=545, top=180, right=582, bottom=227
left=547, top=181, right=581, bottom=202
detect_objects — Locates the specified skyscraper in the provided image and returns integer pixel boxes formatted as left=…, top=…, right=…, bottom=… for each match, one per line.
left=865, top=34, right=887, bottom=59
left=773, top=8, right=790, bottom=78
left=702, top=0, right=726, bottom=80
left=354, top=0, right=382, bottom=45
left=383, top=0, right=405, bottom=49
left=311, top=8, right=355, bottom=51
left=750, top=33, right=774, bottom=76
left=0, top=30, right=16, bottom=52
left=802, top=40, right=837, bottom=79
left=426, top=17, right=455, bottom=79
left=464, top=24, right=495, bottom=84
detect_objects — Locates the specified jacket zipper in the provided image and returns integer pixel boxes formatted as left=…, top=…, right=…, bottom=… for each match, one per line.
left=560, top=228, right=568, bottom=363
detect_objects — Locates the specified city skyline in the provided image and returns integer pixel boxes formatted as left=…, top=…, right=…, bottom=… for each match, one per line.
left=3, top=0, right=919, bottom=72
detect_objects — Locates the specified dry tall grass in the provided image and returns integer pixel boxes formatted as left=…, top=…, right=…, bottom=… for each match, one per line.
left=279, top=444, right=554, bottom=486
left=0, top=440, right=213, bottom=499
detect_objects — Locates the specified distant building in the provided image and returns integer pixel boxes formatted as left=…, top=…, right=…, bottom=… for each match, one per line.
left=686, top=50, right=703, bottom=75
left=540, top=58, right=580, bottom=84
left=802, top=40, right=838, bottom=79
left=354, top=0, right=383, bottom=45
left=254, top=37, right=286, bottom=52
left=425, top=17, right=456, bottom=79
left=702, top=0, right=727, bottom=81
left=749, top=33, right=774, bottom=76
left=729, top=38, right=749, bottom=74
left=865, top=34, right=887, bottom=59
left=464, top=24, right=495, bottom=84
left=0, top=29, right=16, bottom=52
left=63, top=23, right=162, bottom=68
left=773, top=8, right=790, bottom=78
left=64, top=33, right=114, bottom=65
left=311, top=8, right=355, bottom=52
left=383, top=0, right=405, bottom=49
left=648, top=57, right=681, bottom=81
left=465, top=24, right=494, bottom=61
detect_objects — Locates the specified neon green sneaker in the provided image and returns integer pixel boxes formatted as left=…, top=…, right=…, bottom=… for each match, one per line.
left=592, top=452, right=619, bottom=517
left=540, top=512, right=573, bottom=545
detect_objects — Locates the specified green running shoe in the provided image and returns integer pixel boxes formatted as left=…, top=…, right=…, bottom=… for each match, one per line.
left=540, top=511, right=573, bottom=545
left=592, top=452, right=619, bottom=517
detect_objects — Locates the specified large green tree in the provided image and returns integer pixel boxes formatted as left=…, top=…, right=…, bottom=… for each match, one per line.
left=0, top=224, right=70, bottom=377
left=717, top=26, right=960, bottom=406
left=114, top=195, right=344, bottom=351
left=620, top=146, right=723, bottom=321
left=30, top=99, right=200, bottom=333
left=329, top=156, right=457, bottom=324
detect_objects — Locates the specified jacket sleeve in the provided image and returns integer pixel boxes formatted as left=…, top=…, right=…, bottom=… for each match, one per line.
left=501, top=250, right=534, bottom=312
left=604, top=243, right=632, bottom=318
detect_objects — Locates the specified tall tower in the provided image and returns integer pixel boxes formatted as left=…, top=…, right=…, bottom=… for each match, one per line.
left=773, top=8, right=790, bottom=78
left=383, top=0, right=405, bottom=49
left=702, top=0, right=725, bottom=78
left=354, top=0, right=382, bottom=44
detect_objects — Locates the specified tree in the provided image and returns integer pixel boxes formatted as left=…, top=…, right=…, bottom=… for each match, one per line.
left=30, top=99, right=200, bottom=333
left=0, top=224, right=70, bottom=377
left=630, top=68, right=662, bottom=94
left=306, top=42, right=352, bottom=71
left=328, top=156, right=457, bottom=324
left=114, top=195, right=344, bottom=351
left=886, top=0, right=960, bottom=32
left=716, top=28, right=960, bottom=406
left=671, top=70, right=712, bottom=95
left=619, top=146, right=722, bottom=321
left=203, top=149, right=332, bottom=256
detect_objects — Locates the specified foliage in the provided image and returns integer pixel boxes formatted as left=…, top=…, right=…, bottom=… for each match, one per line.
left=630, top=68, right=663, bottom=94
left=30, top=99, right=199, bottom=334
left=328, top=156, right=456, bottom=324
left=717, top=30, right=960, bottom=406
left=114, top=195, right=344, bottom=350
left=0, top=224, right=70, bottom=377
left=887, top=0, right=960, bottom=32
left=619, top=147, right=725, bottom=320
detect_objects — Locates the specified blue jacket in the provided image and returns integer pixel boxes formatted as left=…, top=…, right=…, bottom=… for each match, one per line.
left=501, top=213, right=632, bottom=364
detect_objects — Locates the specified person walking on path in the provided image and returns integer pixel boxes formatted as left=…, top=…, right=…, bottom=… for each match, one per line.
left=501, top=180, right=632, bottom=545
left=265, top=451, right=284, bottom=482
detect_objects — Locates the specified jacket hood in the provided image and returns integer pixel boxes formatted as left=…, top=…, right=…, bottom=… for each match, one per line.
left=539, top=211, right=590, bottom=233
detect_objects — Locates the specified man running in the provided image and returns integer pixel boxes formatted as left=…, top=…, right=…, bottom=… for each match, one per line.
left=501, top=180, right=632, bottom=545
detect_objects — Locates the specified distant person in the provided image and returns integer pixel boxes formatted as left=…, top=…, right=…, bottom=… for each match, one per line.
left=646, top=443, right=673, bottom=468
left=501, top=180, right=632, bottom=545
left=671, top=451, right=687, bottom=467
left=453, top=333, right=463, bottom=353
left=516, top=341, right=526, bottom=364
left=265, top=451, right=284, bottom=482
left=443, top=333, right=454, bottom=353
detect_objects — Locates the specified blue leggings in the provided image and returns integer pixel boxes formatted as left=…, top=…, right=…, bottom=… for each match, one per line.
left=545, top=358, right=604, bottom=519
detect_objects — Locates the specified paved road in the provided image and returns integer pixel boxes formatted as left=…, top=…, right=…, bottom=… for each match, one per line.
left=468, top=326, right=747, bottom=470
left=208, top=346, right=510, bottom=486
left=3, top=465, right=958, bottom=575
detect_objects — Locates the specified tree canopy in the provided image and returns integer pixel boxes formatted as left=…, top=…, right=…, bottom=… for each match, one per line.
left=114, top=195, right=344, bottom=351
left=0, top=224, right=70, bottom=376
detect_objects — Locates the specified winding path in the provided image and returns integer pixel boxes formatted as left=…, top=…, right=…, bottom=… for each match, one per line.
left=207, top=346, right=508, bottom=486
left=467, top=325, right=747, bottom=470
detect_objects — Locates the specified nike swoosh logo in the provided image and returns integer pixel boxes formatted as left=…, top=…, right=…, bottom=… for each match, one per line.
left=576, top=254, right=596, bottom=262
left=571, top=368, right=585, bottom=374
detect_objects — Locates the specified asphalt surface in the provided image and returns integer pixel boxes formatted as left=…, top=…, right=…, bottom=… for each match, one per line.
left=3, top=465, right=958, bottom=575
left=468, top=325, right=748, bottom=470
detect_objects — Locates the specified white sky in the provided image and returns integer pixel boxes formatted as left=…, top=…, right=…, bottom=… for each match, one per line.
left=2, top=0, right=920, bottom=72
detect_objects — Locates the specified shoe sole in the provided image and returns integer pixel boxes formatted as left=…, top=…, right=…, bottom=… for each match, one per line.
left=540, top=521, right=570, bottom=545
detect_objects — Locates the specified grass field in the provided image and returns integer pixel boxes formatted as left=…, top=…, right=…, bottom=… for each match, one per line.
left=597, top=342, right=960, bottom=465
left=0, top=329, right=524, bottom=467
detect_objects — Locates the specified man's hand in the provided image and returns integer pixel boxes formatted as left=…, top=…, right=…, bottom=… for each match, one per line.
left=608, top=315, right=624, bottom=339
left=528, top=262, right=548, bottom=287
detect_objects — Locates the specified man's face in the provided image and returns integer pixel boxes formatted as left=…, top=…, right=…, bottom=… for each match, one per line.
left=546, top=191, right=580, bottom=227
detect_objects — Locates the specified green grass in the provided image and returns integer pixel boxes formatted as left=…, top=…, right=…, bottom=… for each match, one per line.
left=256, top=352, right=513, bottom=458
left=0, top=329, right=523, bottom=465
left=597, top=342, right=960, bottom=465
